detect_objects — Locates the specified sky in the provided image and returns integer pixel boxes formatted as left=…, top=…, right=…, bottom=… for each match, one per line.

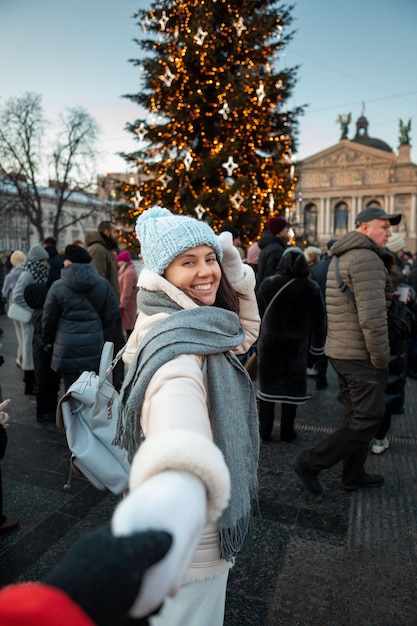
left=1, top=0, right=416, bottom=177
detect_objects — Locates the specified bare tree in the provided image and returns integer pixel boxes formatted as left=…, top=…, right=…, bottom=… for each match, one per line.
left=0, top=92, right=100, bottom=241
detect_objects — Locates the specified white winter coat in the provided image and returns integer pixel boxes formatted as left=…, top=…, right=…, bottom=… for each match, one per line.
left=123, top=265, right=260, bottom=579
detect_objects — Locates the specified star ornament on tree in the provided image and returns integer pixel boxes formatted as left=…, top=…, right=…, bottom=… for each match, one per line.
left=222, top=156, right=239, bottom=177
left=159, top=10, right=169, bottom=31
left=183, top=151, right=194, bottom=171
left=218, top=102, right=231, bottom=120
left=160, top=67, right=176, bottom=87
left=133, top=190, right=143, bottom=209
left=141, top=16, right=150, bottom=32
left=194, top=204, right=206, bottom=220
left=134, top=122, right=148, bottom=142
left=256, top=82, right=266, bottom=105
left=230, top=191, right=245, bottom=209
left=194, top=27, right=208, bottom=46
left=233, top=17, right=247, bottom=37
left=158, top=173, right=173, bottom=189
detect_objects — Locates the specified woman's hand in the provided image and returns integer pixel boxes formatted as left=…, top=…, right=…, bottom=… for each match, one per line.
left=218, top=231, right=244, bottom=284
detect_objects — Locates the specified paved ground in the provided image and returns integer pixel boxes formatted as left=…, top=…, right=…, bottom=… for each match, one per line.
left=0, top=313, right=416, bottom=625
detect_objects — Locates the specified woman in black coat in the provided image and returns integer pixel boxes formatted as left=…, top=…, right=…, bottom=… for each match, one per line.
left=256, top=247, right=326, bottom=442
left=42, top=245, right=121, bottom=391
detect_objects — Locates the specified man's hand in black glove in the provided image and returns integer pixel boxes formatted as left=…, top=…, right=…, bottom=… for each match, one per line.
left=44, top=526, right=172, bottom=626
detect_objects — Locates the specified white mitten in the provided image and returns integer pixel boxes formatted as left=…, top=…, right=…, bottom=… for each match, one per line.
left=111, top=470, right=207, bottom=618
left=218, top=231, right=244, bottom=284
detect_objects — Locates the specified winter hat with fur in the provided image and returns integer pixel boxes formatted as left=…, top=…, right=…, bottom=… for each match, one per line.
left=28, top=244, right=49, bottom=262
left=135, top=206, right=223, bottom=275
left=387, top=232, right=405, bottom=254
left=10, top=250, right=26, bottom=267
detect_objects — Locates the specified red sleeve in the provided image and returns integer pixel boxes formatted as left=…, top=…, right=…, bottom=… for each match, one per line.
left=0, top=582, right=95, bottom=626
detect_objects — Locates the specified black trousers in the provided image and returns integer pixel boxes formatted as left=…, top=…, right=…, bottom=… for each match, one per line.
left=301, top=358, right=387, bottom=483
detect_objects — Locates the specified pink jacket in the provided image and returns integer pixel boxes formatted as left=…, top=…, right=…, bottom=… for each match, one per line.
left=118, top=262, right=138, bottom=331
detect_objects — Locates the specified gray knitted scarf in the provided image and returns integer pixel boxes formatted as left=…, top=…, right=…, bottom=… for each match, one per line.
left=114, top=289, right=259, bottom=561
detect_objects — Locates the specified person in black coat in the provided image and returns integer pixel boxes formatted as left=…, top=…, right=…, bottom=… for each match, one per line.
left=42, top=237, right=65, bottom=286
left=24, top=283, right=61, bottom=422
left=256, top=216, right=289, bottom=290
left=371, top=267, right=417, bottom=454
left=256, top=247, right=326, bottom=442
left=42, top=245, right=121, bottom=391
left=308, top=239, right=337, bottom=389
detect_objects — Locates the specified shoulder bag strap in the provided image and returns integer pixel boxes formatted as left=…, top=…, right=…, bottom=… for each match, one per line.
left=334, top=257, right=356, bottom=305
left=263, top=278, right=296, bottom=319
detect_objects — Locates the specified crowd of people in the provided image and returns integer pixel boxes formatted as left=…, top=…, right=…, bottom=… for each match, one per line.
left=0, top=204, right=417, bottom=625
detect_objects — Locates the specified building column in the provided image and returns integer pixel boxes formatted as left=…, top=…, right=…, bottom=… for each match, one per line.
left=325, top=197, right=332, bottom=234
left=319, top=198, right=326, bottom=235
left=410, top=193, right=417, bottom=235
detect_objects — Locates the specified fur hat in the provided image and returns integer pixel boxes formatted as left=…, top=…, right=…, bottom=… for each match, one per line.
left=116, top=250, right=132, bottom=264
left=28, top=244, right=49, bottom=262
left=10, top=250, right=26, bottom=267
left=64, top=244, right=91, bottom=264
left=387, top=232, right=405, bottom=254
left=135, top=206, right=223, bottom=275
left=267, top=216, right=288, bottom=235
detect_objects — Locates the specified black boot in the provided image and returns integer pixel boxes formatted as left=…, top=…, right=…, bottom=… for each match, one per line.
left=259, top=400, right=275, bottom=442
left=280, top=403, right=297, bottom=442
left=24, top=370, right=36, bottom=396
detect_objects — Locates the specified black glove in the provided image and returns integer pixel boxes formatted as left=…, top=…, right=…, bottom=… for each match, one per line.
left=44, top=526, right=172, bottom=626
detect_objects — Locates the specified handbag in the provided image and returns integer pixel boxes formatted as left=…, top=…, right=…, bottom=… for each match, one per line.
left=56, top=342, right=131, bottom=495
left=7, top=301, right=32, bottom=324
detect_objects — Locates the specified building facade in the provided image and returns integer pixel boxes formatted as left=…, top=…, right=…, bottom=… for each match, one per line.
left=0, top=180, right=110, bottom=254
left=295, top=115, right=417, bottom=251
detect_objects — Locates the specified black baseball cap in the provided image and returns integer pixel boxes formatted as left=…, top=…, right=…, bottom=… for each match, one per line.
left=355, top=207, right=402, bottom=227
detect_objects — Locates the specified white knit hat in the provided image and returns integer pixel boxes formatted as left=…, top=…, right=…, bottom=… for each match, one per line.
left=10, top=250, right=26, bottom=267
left=135, top=206, right=223, bottom=275
left=387, top=232, right=405, bottom=254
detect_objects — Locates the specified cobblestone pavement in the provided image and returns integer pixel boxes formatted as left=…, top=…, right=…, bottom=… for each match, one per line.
left=0, top=314, right=416, bottom=625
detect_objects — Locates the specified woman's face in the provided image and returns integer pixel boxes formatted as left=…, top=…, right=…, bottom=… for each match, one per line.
left=164, top=245, right=221, bottom=306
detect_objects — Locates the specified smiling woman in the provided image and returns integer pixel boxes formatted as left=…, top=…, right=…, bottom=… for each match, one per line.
left=110, top=205, right=261, bottom=625
left=164, top=246, right=221, bottom=306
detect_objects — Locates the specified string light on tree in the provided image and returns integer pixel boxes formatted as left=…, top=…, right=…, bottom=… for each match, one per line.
left=116, top=1, right=305, bottom=249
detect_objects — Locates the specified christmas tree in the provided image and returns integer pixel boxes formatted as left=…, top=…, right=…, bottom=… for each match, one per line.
left=117, top=0, right=305, bottom=247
